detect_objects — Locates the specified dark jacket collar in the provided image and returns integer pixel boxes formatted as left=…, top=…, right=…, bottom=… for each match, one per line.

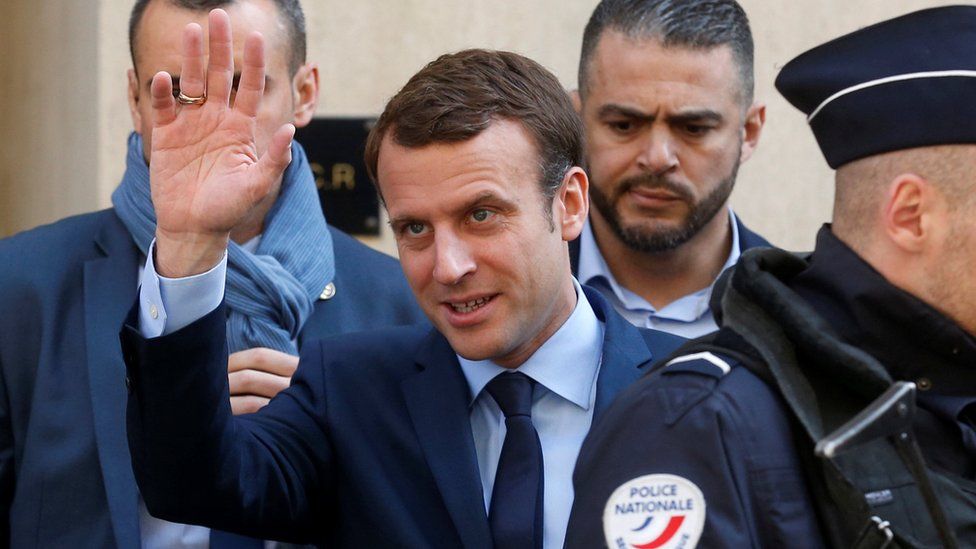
left=790, top=226, right=976, bottom=396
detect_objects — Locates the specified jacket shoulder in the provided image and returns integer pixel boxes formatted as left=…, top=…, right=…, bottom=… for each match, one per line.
left=570, top=347, right=819, bottom=549
left=315, top=225, right=425, bottom=328
left=734, top=215, right=773, bottom=250
left=0, top=209, right=126, bottom=286
left=0, top=209, right=116, bottom=255
left=637, top=328, right=686, bottom=361
left=328, top=226, right=413, bottom=296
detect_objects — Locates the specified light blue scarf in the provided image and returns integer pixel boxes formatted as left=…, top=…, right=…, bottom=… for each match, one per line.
left=112, top=132, right=335, bottom=355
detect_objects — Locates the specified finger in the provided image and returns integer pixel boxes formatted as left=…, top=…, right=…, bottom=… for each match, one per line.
left=178, top=22, right=206, bottom=101
left=231, top=395, right=271, bottom=415
left=150, top=71, right=177, bottom=127
left=228, top=347, right=299, bottom=376
left=228, top=369, right=290, bottom=399
left=255, top=123, right=295, bottom=185
left=234, top=31, right=266, bottom=118
left=206, top=9, right=234, bottom=106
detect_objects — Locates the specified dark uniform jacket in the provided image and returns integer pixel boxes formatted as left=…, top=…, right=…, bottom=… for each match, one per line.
left=567, top=226, right=976, bottom=548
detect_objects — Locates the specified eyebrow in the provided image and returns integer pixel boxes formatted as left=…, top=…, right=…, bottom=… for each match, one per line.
left=387, top=190, right=517, bottom=228
left=597, top=104, right=724, bottom=124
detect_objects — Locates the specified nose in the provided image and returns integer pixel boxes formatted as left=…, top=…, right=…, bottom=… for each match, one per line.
left=636, top=129, right=678, bottom=175
left=432, top=231, right=476, bottom=285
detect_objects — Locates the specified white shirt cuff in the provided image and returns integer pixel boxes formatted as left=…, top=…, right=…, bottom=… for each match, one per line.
left=138, top=239, right=227, bottom=338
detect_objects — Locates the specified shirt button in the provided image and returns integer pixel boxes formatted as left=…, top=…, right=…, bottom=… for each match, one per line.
left=917, top=377, right=933, bottom=391
left=150, top=304, right=159, bottom=320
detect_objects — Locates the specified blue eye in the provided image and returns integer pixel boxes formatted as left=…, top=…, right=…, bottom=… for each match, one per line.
left=407, top=223, right=426, bottom=235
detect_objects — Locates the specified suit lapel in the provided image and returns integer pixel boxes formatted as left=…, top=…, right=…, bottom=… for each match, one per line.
left=401, top=330, right=492, bottom=549
left=736, top=217, right=772, bottom=251
left=84, top=213, right=141, bottom=548
left=586, top=287, right=656, bottom=420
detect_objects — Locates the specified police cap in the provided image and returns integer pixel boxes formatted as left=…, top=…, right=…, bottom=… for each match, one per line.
left=776, top=5, right=976, bottom=168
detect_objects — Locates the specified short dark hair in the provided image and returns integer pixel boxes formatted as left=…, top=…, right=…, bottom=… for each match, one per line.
left=579, top=0, right=754, bottom=104
left=364, top=49, right=585, bottom=221
left=128, top=0, right=307, bottom=76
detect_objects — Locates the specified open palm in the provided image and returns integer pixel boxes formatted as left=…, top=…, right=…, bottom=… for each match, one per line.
left=149, top=9, right=293, bottom=249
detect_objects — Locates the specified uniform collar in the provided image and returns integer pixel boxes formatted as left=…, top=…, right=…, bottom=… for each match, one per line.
left=458, top=279, right=604, bottom=411
left=577, top=207, right=740, bottom=322
left=791, top=226, right=976, bottom=396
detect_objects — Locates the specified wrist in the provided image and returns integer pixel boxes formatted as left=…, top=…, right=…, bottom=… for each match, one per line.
left=154, top=229, right=230, bottom=278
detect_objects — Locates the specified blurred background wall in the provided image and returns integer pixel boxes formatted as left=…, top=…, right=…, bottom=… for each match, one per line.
left=0, top=0, right=948, bottom=253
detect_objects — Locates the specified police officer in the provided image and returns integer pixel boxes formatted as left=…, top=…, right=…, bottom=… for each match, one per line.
left=567, top=6, right=976, bottom=548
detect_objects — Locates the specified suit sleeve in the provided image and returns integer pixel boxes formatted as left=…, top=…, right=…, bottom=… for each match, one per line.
left=122, top=302, right=334, bottom=544
left=566, top=366, right=825, bottom=549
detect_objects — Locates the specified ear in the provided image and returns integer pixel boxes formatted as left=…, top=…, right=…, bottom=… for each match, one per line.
left=554, top=166, right=589, bottom=241
left=883, top=173, right=942, bottom=254
left=570, top=89, right=582, bottom=114
left=127, top=69, right=143, bottom=133
left=291, top=62, right=320, bottom=128
left=738, top=101, right=766, bottom=164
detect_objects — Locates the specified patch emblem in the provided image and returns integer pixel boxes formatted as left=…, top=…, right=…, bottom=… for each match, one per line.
left=602, top=474, right=706, bottom=549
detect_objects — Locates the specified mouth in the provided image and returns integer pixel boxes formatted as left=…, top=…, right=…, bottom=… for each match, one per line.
left=628, top=187, right=681, bottom=200
left=447, top=295, right=495, bottom=314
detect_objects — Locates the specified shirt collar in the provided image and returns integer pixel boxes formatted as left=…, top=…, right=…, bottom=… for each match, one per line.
left=457, top=278, right=605, bottom=411
left=577, top=207, right=740, bottom=321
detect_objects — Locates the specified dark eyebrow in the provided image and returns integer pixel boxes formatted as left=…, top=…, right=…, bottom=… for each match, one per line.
left=667, top=109, right=724, bottom=125
left=387, top=190, right=517, bottom=228
left=459, top=190, right=518, bottom=214
left=597, top=104, right=654, bottom=122
left=596, top=104, right=725, bottom=126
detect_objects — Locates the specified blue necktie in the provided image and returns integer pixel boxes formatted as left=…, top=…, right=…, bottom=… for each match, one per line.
left=486, top=372, right=544, bottom=549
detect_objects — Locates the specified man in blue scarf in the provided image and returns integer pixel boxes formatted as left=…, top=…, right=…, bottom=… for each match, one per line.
left=0, top=0, right=423, bottom=547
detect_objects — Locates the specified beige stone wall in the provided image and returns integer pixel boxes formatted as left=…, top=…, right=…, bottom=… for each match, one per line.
left=0, top=0, right=948, bottom=253
left=0, top=1, right=100, bottom=236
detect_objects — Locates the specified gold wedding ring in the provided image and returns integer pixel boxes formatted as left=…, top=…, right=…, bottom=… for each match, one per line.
left=177, top=91, right=207, bottom=105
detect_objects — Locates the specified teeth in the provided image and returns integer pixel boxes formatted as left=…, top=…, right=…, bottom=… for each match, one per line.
left=451, top=296, right=492, bottom=313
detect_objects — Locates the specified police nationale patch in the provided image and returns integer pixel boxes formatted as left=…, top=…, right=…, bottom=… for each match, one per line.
left=602, top=474, right=706, bottom=549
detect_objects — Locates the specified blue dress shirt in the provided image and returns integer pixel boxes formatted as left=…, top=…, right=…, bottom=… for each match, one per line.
left=458, top=279, right=605, bottom=549
left=140, top=245, right=605, bottom=549
left=577, top=208, right=741, bottom=338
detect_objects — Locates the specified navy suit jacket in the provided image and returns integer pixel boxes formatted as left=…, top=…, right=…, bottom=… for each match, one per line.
left=569, top=215, right=771, bottom=275
left=0, top=209, right=424, bottom=548
left=120, top=286, right=685, bottom=548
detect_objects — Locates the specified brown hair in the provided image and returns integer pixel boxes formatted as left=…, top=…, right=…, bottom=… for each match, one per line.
left=364, top=49, right=585, bottom=211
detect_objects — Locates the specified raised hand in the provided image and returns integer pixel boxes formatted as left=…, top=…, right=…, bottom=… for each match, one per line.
left=149, top=9, right=295, bottom=277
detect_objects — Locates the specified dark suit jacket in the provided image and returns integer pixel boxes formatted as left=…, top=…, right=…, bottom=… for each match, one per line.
left=569, top=215, right=771, bottom=275
left=0, top=209, right=424, bottom=548
left=120, top=286, right=685, bottom=548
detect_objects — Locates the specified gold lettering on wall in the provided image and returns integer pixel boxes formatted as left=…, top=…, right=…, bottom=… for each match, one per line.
left=311, top=162, right=357, bottom=191
left=311, top=162, right=326, bottom=189
left=331, top=163, right=356, bottom=190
